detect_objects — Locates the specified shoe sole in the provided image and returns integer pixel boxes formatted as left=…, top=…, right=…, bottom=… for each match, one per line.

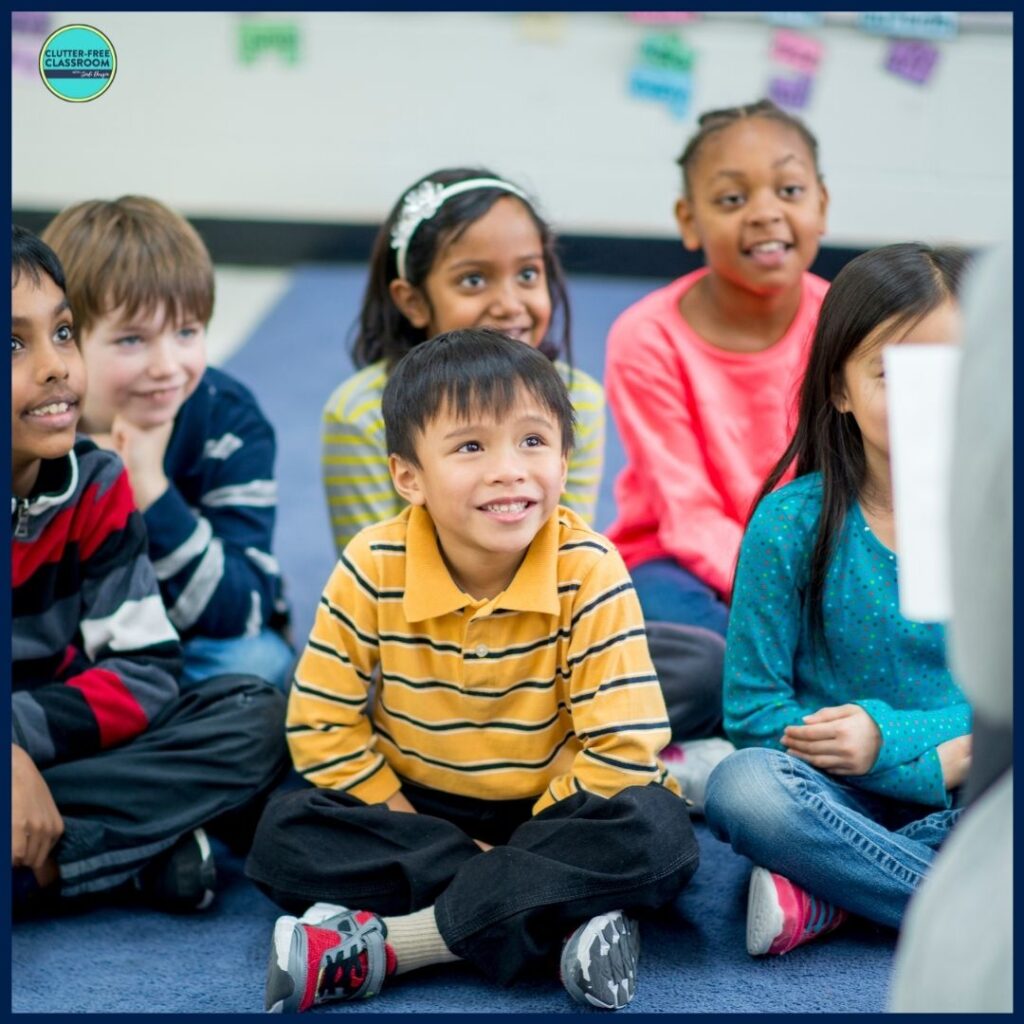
left=561, top=911, right=640, bottom=1010
left=193, top=828, right=216, bottom=911
left=265, top=916, right=301, bottom=1013
left=746, top=866, right=784, bottom=956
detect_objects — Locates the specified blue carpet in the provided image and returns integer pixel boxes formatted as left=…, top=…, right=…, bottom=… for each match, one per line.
left=11, top=825, right=895, bottom=1013
left=11, top=267, right=897, bottom=1012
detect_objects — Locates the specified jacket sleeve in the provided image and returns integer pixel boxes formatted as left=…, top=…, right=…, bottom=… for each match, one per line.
left=12, top=466, right=181, bottom=769
left=143, top=396, right=283, bottom=639
left=843, top=746, right=957, bottom=809
left=605, top=316, right=745, bottom=598
left=532, top=546, right=679, bottom=814
left=285, top=541, right=399, bottom=804
left=722, top=497, right=822, bottom=750
left=321, top=398, right=403, bottom=561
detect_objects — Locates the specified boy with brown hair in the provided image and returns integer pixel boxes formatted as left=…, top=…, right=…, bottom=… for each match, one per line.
left=42, top=197, right=293, bottom=690
left=247, top=330, right=698, bottom=1012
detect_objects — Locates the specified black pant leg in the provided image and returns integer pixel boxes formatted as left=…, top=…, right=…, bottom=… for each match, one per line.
left=435, top=783, right=698, bottom=984
left=244, top=784, right=484, bottom=916
left=43, top=674, right=287, bottom=898
left=646, top=621, right=725, bottom=741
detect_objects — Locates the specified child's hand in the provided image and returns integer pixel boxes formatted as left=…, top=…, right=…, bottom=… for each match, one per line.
left=11, top=744, right=64, bottom=870
left=384, top=791, right=418, bottom=814
left=781, top=704, right=882, bottom=775
left=937, top=734, right=972, bottom=790
left=109, top=415, right=172, bottom=511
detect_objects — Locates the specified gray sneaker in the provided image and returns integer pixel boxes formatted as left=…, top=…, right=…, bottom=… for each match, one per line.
left=560, top=910, right=640, bottom=1010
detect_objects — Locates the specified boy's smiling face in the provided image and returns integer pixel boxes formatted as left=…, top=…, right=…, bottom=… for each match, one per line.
left=79, top=301, right=207, bottom=432
left=11, top=270, right=86, bottom=497
left=390, top=388, right=568, bottom=600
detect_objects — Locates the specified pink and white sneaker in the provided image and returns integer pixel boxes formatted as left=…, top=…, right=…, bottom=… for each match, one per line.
left=746, top=866, right=848, bottom=956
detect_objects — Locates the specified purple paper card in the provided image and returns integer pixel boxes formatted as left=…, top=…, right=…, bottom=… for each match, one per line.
left=768, top=73, right=813, bottom=111
left=885, top=39, right=940, bottom=85
left=627, top=12, right=700, bottom=24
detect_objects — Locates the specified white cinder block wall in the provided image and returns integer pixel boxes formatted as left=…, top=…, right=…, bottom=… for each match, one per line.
left=12, top=11, right=1013, bottom=247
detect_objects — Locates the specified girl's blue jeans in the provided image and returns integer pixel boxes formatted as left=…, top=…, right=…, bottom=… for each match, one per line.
left=704, top=747, right=962, bottom=929
left=629, top=558, right=729, bottom=637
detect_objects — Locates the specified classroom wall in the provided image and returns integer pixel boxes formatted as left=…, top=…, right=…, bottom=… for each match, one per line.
left=12, top=11, right=1013, bottom=248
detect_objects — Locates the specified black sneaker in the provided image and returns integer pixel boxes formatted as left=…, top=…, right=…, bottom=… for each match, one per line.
left=136, top=828, right=216, bottom=913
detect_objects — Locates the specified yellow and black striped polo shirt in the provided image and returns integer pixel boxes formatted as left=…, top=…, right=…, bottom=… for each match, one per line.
left=287, top=504, right=679, bottom=814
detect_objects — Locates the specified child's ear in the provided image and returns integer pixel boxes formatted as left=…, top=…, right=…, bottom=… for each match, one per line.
left=389, top=453, right=426, bottom=506
left=816, top=181, right=830, bottom=236
left=388, top=279, right=432, bottom=331
left=831, top=374, right=850, bottom=415
left=674, top=197, right=702, bottom=252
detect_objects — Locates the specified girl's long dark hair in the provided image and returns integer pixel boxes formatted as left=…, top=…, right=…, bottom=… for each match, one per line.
left=751, top=242, right=970, bottom=640
left=352, top=166, right=572, bottom=373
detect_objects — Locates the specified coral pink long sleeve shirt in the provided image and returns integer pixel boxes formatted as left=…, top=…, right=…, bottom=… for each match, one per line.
left=605, top=268, right=829, bottom=601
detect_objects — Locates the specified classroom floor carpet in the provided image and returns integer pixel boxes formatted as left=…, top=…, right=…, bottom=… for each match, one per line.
left=11, top=266, right=897, bottom=1013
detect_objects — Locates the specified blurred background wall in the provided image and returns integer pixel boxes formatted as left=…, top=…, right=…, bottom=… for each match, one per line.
left=12, top=10, right=1014, bottom=268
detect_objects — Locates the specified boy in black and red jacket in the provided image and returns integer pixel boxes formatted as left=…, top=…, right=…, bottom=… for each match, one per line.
left=11, top=226, right=287, bottom=915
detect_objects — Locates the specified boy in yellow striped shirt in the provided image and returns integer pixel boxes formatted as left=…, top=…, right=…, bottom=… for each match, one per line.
left=248, top=329, right=697, bottom=1012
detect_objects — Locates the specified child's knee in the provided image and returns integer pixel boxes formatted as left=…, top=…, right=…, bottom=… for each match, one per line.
left=704, top=746, right=792, bottom=839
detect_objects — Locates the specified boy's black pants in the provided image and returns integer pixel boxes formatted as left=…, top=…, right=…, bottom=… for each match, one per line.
left=246, top=779, right=699, bottom=985
left=42, top=674, right=288, bottom=899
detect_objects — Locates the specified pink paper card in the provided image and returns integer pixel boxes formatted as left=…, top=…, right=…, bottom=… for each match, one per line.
left=771, top=29, right=823, bottom=75
left=627, top=12, right=700, bottom=25
left=885, top=39, right=940, bottom=85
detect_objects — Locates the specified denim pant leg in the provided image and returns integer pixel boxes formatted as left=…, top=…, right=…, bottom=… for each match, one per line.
left=181, top=628, right=296, bottom=692
left=704, top=747, right=957, bottom=929
left=630, top=558, right=729, bottom=636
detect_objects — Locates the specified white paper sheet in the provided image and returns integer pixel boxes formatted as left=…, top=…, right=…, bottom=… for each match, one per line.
left=884, top=344, right=962, bottom=622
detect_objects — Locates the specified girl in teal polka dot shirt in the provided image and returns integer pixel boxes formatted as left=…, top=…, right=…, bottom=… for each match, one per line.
left=704, top=243, right=973, bottom=958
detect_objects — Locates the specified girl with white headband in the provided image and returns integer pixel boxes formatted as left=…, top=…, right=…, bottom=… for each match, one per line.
left=320, top=167, right=605, bottom=558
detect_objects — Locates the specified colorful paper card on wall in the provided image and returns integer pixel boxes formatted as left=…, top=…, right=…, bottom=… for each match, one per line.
left=771, top=29, right=823, bottom=75
left=629, top=65, right=693, bottom=119
left=627, top=12, right=700, bottom=25
left=639, top=31, right=695, bottom=74
left=238, top=20, right=301, bottom=66
left=11, top=10, right=52, bottom=79
left=857, top=11, right=958, bottom=40
left=767, top=73, right=813, bottom=111
left=885, top=39, right=940, bottom=84
left=763, top=12, right=824, bottom=29
left=519, top=13, right=567, bottom=44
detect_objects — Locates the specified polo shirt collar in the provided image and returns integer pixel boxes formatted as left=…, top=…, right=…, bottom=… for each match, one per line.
left=402, top=505, right=561, bottom=621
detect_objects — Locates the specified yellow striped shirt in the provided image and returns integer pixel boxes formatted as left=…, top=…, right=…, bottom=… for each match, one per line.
left=321, top=359, right=606, bottom=559
left=287, top=504, right=679, bottom=814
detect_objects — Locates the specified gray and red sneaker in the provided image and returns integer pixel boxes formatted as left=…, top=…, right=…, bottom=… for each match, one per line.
left=265, top=902, right=396, bottom=1013
left=746, top=866, right=848, bottom=956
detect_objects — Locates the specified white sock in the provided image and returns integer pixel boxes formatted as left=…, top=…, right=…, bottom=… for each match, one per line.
left=382, top=905, right=461, bottom=975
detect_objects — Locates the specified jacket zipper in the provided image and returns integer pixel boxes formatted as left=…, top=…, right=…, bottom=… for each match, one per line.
left=13, top=498, right=30, bottom=538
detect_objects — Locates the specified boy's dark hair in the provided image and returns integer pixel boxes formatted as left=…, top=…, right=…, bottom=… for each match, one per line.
left=12, top=225, right=67, bottom=294
left=353, top=167, right=573, bottom=372
left=383, top=328, right=576, bottom=467
left=676, top=99, right=822, bottom=196
left=753, top=242, right=970, bottom=642
left=41, top=195, right=214, bottom=333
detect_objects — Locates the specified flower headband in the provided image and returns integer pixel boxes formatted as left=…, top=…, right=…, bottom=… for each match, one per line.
left=389, top=177, right=530, bottom=281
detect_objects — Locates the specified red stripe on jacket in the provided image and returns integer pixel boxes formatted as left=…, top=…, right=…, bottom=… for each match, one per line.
left=11, top=473, right=136, bottom=588
left=65, top=668, right=150, bottom=748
